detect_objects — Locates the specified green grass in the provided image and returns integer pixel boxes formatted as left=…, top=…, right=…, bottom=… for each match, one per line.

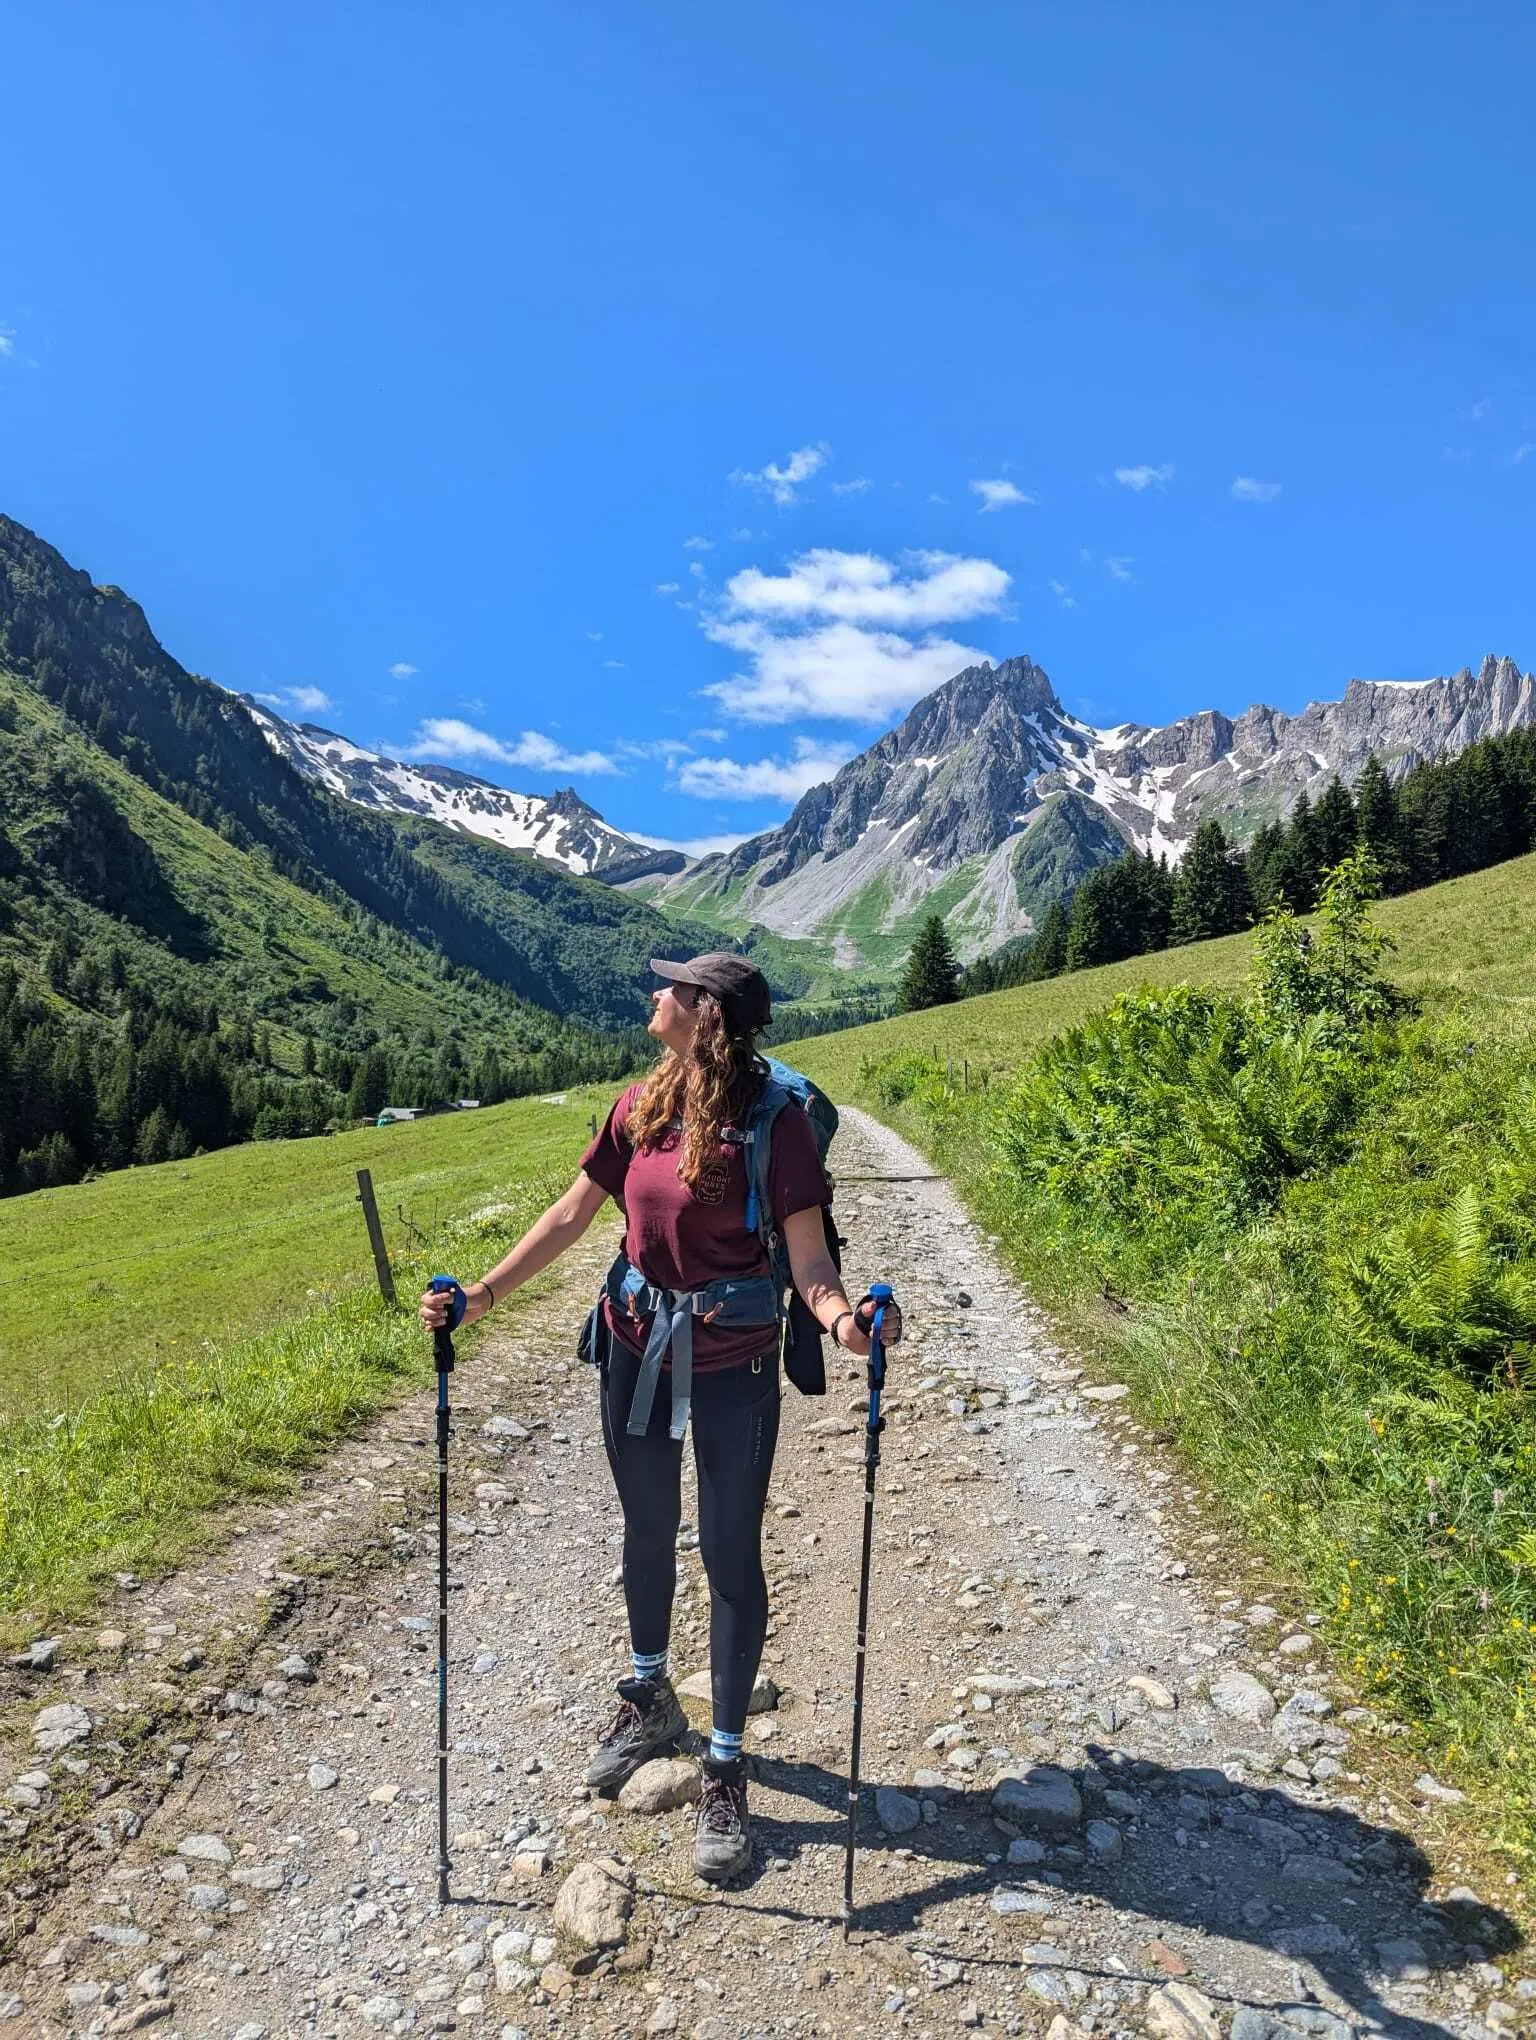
left=0, top=1086, right=615, bottom=1633
left=779, top=849, right=1536, bottom=1094
left=0, top=1087, right=608, bottom=1421
left=776, top=850, right=1536, bottom=1863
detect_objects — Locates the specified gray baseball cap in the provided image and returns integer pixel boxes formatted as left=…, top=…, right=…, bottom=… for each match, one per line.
left=650, top=951, right=772, bottom=1034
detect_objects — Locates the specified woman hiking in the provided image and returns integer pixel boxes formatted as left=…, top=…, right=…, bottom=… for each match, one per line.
left=419, top=951, right=898, bottom=1883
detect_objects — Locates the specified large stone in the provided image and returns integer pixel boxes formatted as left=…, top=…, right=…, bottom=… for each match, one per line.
left=1231, top=2010, right=1352, bottom=2040
left=1126, top=1675, right=1177, bottom=1710
left=1374, top=1936, right=1431, bottom=1980
left=33, top=1703, right=91, bottom=1753
left=619, top=1759, right=700, bottom=1815
left=677, top=1668, right=778, bottom=1713
left=964, top=1672, right=1048, bottom=1697
left=1208, top=1670, right=1276, bottom=1725
left=176, top=1834, right=231, bottom=1866
left=989, top=1765, right=1082, bottom=1837
left=553, top=1859, right=634, bottom=1949
left=490, top=1930, right=535, bottom=1993
left=12, top=1638, right=58, bottom=1672
left=1145, top=1982, right=1223, bottom=2040
left=875, top=1788, right=922, bottom=1836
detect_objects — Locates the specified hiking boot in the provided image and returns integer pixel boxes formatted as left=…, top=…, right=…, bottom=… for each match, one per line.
left=694, top=1757, right=752, bottom=1882
left=584, top=1676, right=686, bottom=1794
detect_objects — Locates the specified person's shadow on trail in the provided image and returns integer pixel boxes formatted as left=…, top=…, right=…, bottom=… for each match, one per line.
left=741, top=1744, right=1522, bottom=2039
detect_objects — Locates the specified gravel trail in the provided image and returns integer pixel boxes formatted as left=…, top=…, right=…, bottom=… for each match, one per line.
left=0, top=1110, right=1528, bottom=2040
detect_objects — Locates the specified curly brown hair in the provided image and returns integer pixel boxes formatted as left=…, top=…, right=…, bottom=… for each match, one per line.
left=626, top=994, right=765, bottom=1192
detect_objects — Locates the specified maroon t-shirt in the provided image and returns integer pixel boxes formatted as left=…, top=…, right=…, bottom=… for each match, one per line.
left=580, top=1079, right=828, bottom=1372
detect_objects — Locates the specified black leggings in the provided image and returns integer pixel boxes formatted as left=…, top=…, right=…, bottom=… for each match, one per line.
left=599, top=1342, right=781, bottom=1736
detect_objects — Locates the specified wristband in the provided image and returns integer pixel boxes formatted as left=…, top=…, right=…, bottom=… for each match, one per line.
left=480, top=1277, right=498, bottom=1310
left=829, top=1309, right=854, bottom=1347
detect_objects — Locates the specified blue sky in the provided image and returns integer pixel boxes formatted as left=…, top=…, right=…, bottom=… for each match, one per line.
left=2, top=2, right=1533, bottom=853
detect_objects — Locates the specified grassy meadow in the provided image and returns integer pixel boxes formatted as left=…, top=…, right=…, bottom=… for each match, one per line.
left=0, top=1086, right=610, bottom=1418
left=780, top=847, right=1536, bottom=1095
left=0, top=1088, right=610, bottom=1634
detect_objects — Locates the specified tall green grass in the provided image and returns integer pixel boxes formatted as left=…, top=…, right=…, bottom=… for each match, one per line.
left=847, top=869, right=1536, bottom=1857
left=0, top=1182, right=567, bottom=1638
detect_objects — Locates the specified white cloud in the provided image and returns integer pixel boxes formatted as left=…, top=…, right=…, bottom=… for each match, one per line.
left=703, top=618, right=987, bottom=724
left=1464, top=398, right=1492, bottom=421
left=1105, top=556, right=1135, bottom=583
left=1511, top=443, right=1536, bottom=465
left=1050, top=579, right=1076, bottom=609
left=688, top=561, right=705, bottom=578
left=388, top=661, right=417, bottom=679
left=969, top=478, right=1035, bottom=511
left=586, top=629, right=603, bottom=641
left=683, top=535, right=714, bottom=551
left=730, top=527, right=755, bottom=541
left=617, top=737, right=693, bottom=763
left=695, top=543, right=1005, bottom=724
left=831, top=477, right=873, bottom=495
left=0, top=327, right=14, bottom=359
left=1230, top=476, right=1283, bottom=503
left=602, top=658, right=627, bottom=669
left=258, top=685, right=334, bottom=716
left=1114, top=463, right=1174, bottom=491
left=691, top=725, right=727, bottom=742
left=411, top=718, right=617, bottom=775
left=729, top=442, right=830, bottom=505
left=655, top=581, right=681, bottom=594
left=927, top=492, right=948, bottom=504
left=725, top=547, right=1008, bottom=629
left=675, top=735, right=855, bottom=802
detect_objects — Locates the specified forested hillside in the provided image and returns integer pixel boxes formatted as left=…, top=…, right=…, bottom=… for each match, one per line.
left=0, top=516, right=730, bottom=1191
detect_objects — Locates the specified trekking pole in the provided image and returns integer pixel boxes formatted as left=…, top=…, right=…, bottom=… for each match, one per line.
left=842, top=1281, right=895, bottom=1938
left=427, top=1276, right=467, bottom=1908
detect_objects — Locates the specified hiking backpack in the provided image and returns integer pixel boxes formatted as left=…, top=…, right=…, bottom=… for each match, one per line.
left=739, top=1055, right=842, bottom=1397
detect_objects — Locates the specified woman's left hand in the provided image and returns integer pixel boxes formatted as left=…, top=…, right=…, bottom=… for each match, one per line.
left=838, top=1295, right=902, bottom=1357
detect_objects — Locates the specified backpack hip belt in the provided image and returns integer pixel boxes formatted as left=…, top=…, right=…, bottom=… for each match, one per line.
left=605, top=1255, right=780, bottom=1440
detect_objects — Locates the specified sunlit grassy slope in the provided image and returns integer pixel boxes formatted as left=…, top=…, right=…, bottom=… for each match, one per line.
left=0, top=1087, right=607, bottom=1420
left=776, top=849, right=1536, bottom=1097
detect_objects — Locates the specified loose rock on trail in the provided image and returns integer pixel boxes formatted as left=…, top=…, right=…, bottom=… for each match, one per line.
left=1, top=1111, right=1528, bottom=2038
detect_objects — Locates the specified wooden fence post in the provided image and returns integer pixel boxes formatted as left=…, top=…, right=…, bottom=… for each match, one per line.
left=356, top=1168, right=396, bottom=1304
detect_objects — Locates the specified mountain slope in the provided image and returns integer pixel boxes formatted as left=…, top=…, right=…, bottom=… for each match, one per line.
left=656, top=651, right=1535, bottom=962
left=0, top=513, right=719, bottom=1031
left=244, top=702, right=686, bottom=883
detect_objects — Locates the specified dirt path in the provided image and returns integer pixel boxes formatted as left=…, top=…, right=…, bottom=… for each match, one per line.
left=0, top=1110, right=1529, bottom=2040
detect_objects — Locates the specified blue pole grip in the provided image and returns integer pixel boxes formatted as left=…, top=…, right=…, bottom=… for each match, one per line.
left=428, top=1275, right=467, bottom=1331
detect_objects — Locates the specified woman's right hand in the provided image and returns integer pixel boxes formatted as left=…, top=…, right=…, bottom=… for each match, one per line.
left=417, top=1282, right=494, bottom=1332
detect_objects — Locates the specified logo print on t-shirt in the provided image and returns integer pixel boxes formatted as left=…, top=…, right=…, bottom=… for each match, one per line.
left=695, top=1158, right=730, bottom=1207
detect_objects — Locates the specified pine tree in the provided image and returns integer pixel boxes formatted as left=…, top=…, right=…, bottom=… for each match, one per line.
left=347, top=1043, right=394, bottom=1119
left=1270, top=792, right=1322, bottom=911
left=1312, top=778, right=1359, bottom=873
left=898, top=915, right=961, bottom=1012
left=1353, top=755, right=1405, bottom=892
left=1171, top=820, right=1251, bottom=943
left=1022, top=901, right=1069, bottom=980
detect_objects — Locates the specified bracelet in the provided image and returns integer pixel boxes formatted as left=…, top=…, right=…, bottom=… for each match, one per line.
left=480, top=1277, right=498, bottom=1310
left=829, top=1309, right=854, bottom=1347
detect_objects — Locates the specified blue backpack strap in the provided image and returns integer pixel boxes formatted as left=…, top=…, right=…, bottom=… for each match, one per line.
left=742, top=1080, right=791, bottom=1243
